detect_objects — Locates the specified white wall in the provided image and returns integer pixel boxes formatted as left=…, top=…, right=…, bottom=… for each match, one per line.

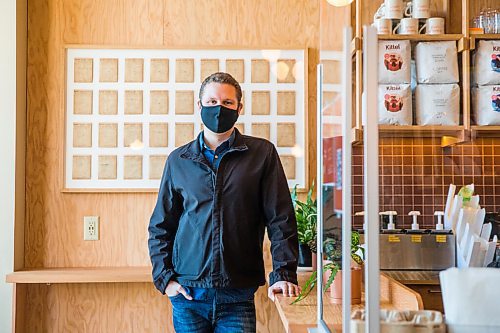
left=0, top=0, right=19, bottom=331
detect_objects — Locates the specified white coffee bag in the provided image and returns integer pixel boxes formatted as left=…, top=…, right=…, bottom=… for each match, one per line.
left=379, top=40, right=411, bottom=84
left=415, top=84, right=460, bottom=125
left=415, top=41, right=459, bottom=84
left=473, top=40, right=500, bottom=86
left=378, top=84, right=412, bottom=125
left=472, top=85, right=500, bottom=125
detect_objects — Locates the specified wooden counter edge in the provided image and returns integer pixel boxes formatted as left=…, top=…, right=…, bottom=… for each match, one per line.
left=271, top=272, right=424, bottom=333
left=5, top=266, right=153, bottom=284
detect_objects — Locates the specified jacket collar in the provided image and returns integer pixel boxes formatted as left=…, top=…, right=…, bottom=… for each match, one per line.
left=180, top=128, right=248, bottom=161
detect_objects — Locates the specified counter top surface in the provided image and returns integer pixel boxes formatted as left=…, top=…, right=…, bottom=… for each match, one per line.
left=271, top=271, right=424, bottom=333
left=5, top=266, right=152, bottom=283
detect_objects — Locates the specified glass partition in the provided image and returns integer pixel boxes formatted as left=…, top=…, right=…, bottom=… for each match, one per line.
left=317, top=1, right=354, bottom=332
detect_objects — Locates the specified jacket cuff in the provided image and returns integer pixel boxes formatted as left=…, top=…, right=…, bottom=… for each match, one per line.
left=269, top=270, right=298, bottom=286
left=154, top=269, right=176, bottom=295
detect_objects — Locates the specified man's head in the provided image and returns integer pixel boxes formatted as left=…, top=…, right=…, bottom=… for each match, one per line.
left=198, top=72, right=243, bottom=111
left=198, top=72, right=243, bottom=134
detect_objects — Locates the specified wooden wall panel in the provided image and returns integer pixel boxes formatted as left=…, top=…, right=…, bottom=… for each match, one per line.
left=24, top=283, right=175, bottom=332
left=320, top=0, right=351, bottom=51
left=26, top=0, right=319, bottom=269
left=163, top=0, right=318, bottom=48
left=62, top=0, right=125, bottom=45
left=21, top=282, right=285, bottom=333
left=27, top=283, right=284, bottom=333
left=25, top=0, right=320, bottom=331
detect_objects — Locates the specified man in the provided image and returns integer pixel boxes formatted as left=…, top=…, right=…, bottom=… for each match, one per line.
left=148, top=72, right=299, bottom=333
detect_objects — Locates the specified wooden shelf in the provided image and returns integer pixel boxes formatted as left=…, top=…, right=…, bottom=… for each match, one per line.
left=470, top=34, right=500, bottom=50
left=377, top=34, right=463, bottom=41
left=378, top=125, right=465, bottom=138
left=5, top=266, right=152, bottom=284
left=471, top=125, right=500, bottom=138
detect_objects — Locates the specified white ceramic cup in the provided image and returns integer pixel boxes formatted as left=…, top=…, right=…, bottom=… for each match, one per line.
left=419, top=17, right=445, bottom=34
left=405, top=0, right=431, bottom=19
left=394, top=17, right=419, bottom=34
left=375, top=18, right=393, bottom=34
left=384, top=0, right=405, bottom=19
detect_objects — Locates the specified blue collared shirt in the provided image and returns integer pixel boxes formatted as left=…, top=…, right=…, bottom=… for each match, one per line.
left=181, top=130, right=257, bottom=303
left=199, top=130, right=236, bottom=171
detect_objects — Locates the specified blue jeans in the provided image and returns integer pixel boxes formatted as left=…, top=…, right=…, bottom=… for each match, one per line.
left=169, top=293, right=256, bottom=333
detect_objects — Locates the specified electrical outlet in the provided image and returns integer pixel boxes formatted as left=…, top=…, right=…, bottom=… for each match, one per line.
left=84, top=216, right=99, bottom=241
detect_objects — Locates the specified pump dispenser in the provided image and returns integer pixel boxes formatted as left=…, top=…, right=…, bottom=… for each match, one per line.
left=355, top=211, right=365, bottom=230
left=409, top=211, right=421, bottom=230
left=386, top=211, right=397, bottom=230
left=435, top=211, right=445, bottom=230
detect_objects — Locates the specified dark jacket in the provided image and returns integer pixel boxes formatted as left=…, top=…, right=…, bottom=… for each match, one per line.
left=148, top=129, right=298, bottom=294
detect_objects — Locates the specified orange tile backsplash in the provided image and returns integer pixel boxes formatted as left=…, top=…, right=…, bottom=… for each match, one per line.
left=351, top=137, right=500, bottom=229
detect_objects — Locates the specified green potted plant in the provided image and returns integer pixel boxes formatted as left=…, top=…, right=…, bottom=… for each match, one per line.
left=291, top=182, right=317, bottom=268
left=292, top=230, right=364, bottom=305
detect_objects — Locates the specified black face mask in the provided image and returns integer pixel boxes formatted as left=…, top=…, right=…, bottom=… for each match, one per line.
left=201, top=105, right=239, bottom=133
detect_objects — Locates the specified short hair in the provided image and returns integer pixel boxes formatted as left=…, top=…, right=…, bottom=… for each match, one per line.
left=199, top=72, right=242, bottom=105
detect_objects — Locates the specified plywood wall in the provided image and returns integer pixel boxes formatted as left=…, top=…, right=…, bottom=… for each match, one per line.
left=25, top=0, right=326, bottom=269
left=23, top=0, right=349, bottom=332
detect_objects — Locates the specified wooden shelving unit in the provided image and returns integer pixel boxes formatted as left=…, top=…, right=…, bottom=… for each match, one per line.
left=470, top=34, right=500, bottom=50
left=377, top=34, right=463, bottom=41
left=349, top=0, right=499, bottom=143
left=471, top=126, right=500, bottom=138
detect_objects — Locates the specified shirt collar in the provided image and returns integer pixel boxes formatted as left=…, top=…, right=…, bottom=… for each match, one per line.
left=199, top=129, right=236, bottom=152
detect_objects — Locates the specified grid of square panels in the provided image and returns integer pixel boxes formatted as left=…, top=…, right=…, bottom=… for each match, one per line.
left=66, top=48, right=306, bottom=190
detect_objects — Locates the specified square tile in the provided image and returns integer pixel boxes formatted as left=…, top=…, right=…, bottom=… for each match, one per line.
left=150, top=123, right=168, bottom=147
left=98, top=155, right=117, bottom=179
left=175, top=123, right=194, bottom=147
left=235, top=123, right=245, bottom=134
left=74, top=90, right=93, bottom=115
left=277, top=91, right=296, bottom=115
left=150, top=155, right=167, bottom=180
left=280, top=155, right=296, bottom=179
left=124, top=155, right=143, bottom=179
left=226, top=59, right=245, bottom=83
left=150, top=90, right=169, bottom=114
left=175, top=59, right=194, bottom=83
left=99, top=58, right=118, bottom=82
left=277, top=59, right=295, bottom=83
left=74, top=58, right=93, bottom=83
left=322, top=60, right=341, bottom=84
left=125, top=58, right=144, bottom=82
left=99, top=90, right=118, bottom=115
left=73, top=123, right=92, bottom=148
left=125, top=90, right=143, bottom=114
left=252, top=91, right=270, bottom=115
left=150, top=59, right=169, bottom=82
left=323, top=91, right=340, bottom=111
left=72, top=155, right=91, bottom=179
left=252, top=123, right=270, bottom=140
left=251, top=59, right=270, bottom=83
left=201, top=59, right=219, bottom=81
left=124, top=123, right=143, bottom=147
left=277, top=123, right=296, bottom=147
left=98, top=123, right=118, bottom=147
left=175, top=91, right=194, bottom=114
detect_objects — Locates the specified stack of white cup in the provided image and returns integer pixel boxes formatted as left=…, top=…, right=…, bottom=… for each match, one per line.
left=374, top=0, right=445, bottom=35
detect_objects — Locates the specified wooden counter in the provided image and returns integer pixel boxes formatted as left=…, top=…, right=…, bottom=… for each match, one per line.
left=272, top=271, right=423, bottom=333
left=5, top=267, right=152, bottom=284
